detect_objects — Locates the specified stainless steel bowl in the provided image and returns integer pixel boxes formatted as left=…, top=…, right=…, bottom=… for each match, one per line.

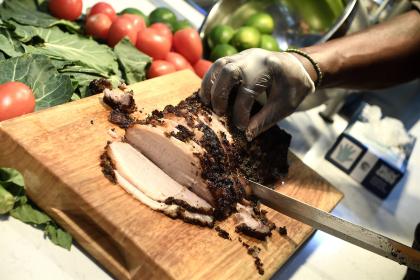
left=199, top=0, right=358, bottom=50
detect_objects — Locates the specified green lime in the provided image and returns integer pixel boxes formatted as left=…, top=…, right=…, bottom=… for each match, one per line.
left=207, top=25, right=235, bottom=49
left=245, top=12, right=275, bottom=34
left=259, top=34, right=280, bottom=51
left=173, top=19, right=193, bottom=32
left=210, top=44, right=238, bottom=61
left=230, top=26, right=261, bottom=51
left=149, top=7, right=177, bottom=28
left=120, top=7, right=149, bottom=25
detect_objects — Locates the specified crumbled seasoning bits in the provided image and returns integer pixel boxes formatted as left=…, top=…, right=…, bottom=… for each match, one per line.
left=278, top=226, right=287, bottom=236
left=237, top=238, right=265, bottom=275
left=215, top=226, right=231, bottom=240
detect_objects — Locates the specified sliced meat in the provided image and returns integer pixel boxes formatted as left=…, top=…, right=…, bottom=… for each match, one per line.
left=234, top=203, right=275, bottom=241
left=103, top=88, right=136, bottom=114
left=114, top=170, right=214, bottom=227
left=101, top=91, right=291, bottom=239
left=107, top=142, right=213, bottom=216
left=125, top=124, right=214, bottom=206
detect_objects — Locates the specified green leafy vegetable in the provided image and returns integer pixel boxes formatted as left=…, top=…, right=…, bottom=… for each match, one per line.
left=0, top=54, right=74, bottom=109
left=0, top=0, right=80, bottom=32
left=45, top=224, right=72, bottom=250
left=0, top=167, right=73, bottom=249
left=10, top=204, right=51, bottom=224
left=114, top=38, right=151, bottom=84
left=0, top=185, right=14, bottom=214
left=12, top=23, right=119, bottom=77
left=0, top=27, right=24, bottom=57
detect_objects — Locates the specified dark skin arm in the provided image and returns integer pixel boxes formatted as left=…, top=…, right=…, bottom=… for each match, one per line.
left=294, top=10, right=420, bottom=90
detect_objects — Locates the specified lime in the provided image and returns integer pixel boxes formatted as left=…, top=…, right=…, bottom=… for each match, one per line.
left=120, top=7, right=149, bottom=25
left=207, top=25, right=235, bottom=49
left=173, top=19, right=193, bottom=32
left=210, top=44, right=238, bottom=61
left=149, top=7, right=177, bottom=28
left=245, top=12, right=275, bottom=34
left=230, top=26, right=261, bottom=51
left=259, top=34, right=280, bottom=51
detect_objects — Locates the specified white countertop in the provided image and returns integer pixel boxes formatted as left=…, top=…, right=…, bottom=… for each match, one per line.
left=1, top=1, right=419, bottom=279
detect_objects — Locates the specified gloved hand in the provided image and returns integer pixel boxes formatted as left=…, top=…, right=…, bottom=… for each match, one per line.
left=199, top=48, right=315, bottom=140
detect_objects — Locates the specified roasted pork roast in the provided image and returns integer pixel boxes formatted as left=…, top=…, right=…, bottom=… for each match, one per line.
left=101, top=87, right=291, bottom=239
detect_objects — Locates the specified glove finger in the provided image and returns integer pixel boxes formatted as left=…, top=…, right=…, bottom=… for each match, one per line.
left=199, top=57, right=231, bottom=106
left=245, top=99, right=290, bottom=141
left=211, top=62, right=242, bottom=115
left=232, top=86, right=257, bottom=130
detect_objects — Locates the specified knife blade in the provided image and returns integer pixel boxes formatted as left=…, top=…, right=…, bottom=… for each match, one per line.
left=246, top=179, right=420, bottom=272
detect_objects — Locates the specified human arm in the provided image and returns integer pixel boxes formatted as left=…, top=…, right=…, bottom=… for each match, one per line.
left=199, top=10, right=420, bottom=140
left=297, top=10, right=420, bottom=89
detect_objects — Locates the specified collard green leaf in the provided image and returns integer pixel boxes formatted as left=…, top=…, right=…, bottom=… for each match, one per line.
left=0, top=167, right=24, bottom=186
left=10, top=204, right=51, bottom=224
left=13, top=23, right=119, bottom=77
left=0, top=27, right=24, bottom=57
left=114, top=38, right=151, bottom=84
left=63, top=71, right=104, bottom=97
left=0, top=0, right=80, bottom=32
left=0, top=184, right=15, bottom=214
left=0, top=54, right=74, bottom=109
left=0, top=51, right=5, bottom=60
left=45, top=224, right=72, bottom=250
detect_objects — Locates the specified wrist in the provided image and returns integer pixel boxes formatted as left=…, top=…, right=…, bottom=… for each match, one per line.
left=289, top=52, right=318, bottom=84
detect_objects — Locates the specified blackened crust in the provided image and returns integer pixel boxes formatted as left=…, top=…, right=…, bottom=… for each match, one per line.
left=100, top=150, right=116, bottom=184
left=88, top=78, right=112, bottom=96
left=235, top=224, right=272, bottom=241
left=109, top=110, right=134, bottom=129
left=215, top=226, right=231, bottom=240
left=165, top=197, right=214, bottom=216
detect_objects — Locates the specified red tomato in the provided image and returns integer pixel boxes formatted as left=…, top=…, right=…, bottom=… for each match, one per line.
left=194, top=59, right=213, bottom=78
left=120, top=14, right=146, bottom=33
left=147, top=60, right=176, bottom=78
left=107, top=18, right=137, bottom=47
left=165, top=52, right=193, bottom=71
left=88, top=2, right=116, bottom=22
left=0, top=81, right=35, bottom=121
left=136, top=28, right=171, bottom=60
left=150, top=23, right=172, bottom=44
left=48, top=0, right=82, bottom=21
left=85, top=13, right=112, bottom=40
left=173, top=28, right=203, bottom=64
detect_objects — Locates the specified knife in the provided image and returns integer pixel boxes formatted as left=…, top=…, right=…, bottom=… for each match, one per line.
left=246, top=179, right=420, bottom=272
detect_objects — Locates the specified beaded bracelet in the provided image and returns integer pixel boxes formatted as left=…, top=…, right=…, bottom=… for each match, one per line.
left=286, top=48, right=323, bottom=88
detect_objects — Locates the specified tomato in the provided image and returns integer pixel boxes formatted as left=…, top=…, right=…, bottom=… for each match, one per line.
left=194, top=59, right=213, bottom=78
left=173, top=28, right=203, bottom=64
left=147, top=60, right=176, bottom=78
left=165, top=52, right=193, bottom=71
left=48, top=0, right=82, bottom=21
left=0, top=82, right=35, bottom=121
left=85, top=13, right=112, bottom=40
left=107, top=18, right=137, bottom=47
left=120, top=14, right=146, bottom=33
left=88, top=2, right=116, bottom=22
left=150, top=23, right=172, bottom=44
left=136, top=28, right=171, bottom=60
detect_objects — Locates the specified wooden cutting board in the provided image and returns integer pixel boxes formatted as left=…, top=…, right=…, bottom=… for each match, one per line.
left=0, top=70, right=342, bottom=280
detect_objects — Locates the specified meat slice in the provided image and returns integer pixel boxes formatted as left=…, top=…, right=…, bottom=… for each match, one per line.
left=234, top=203, right=275, bottom=240
left=126, top=124, right=214, bottom=206
left=107, top=142, right=213, bottom=216
left=114, top=170, right=214, bottom=227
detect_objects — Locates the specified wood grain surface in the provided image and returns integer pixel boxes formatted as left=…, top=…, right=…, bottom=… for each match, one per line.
left=0, top=70, right=343, bottom=280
